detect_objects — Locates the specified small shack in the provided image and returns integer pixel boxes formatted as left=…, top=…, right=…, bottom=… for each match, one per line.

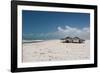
left=72, top=37, right=84, bottom=43
left=62, top=36, right=72, bottom=43
left=61, top=36, right=85, bottom=43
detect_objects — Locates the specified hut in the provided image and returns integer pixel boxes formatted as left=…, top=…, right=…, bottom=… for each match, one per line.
left=61, top=36, right=85, bottom=43
left=72, top=37, right=84, bottom=43
left=62, top=36, right=72, bottom=43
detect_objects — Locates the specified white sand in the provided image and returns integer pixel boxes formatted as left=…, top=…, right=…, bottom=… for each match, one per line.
left=22, top=40, right=90, bottom=62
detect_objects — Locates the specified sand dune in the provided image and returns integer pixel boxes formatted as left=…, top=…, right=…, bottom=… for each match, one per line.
left=22, top=40, right=90, bottom=62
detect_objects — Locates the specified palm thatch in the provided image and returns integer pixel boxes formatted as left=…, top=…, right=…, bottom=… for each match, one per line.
left=61, top=36, right=85, bottom=43
left=62, top=36, right=72, bottom=43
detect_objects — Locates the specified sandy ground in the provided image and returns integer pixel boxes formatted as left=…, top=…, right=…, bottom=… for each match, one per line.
left=22, top=40, right=90, bottom=62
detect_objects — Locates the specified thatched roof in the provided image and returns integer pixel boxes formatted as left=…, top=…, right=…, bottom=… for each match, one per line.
left=65, top=36, right=72, bottom=39
left=73, top=37, right=85, bottom=42
left=61, top=36, right=85, bottom=41
left=73, top=37, right=80, bottom=39
left=61, top=36, right=85, bottom=43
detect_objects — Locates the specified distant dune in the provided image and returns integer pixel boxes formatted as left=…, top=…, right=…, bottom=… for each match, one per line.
left=22, top=40, right=90, bottom=62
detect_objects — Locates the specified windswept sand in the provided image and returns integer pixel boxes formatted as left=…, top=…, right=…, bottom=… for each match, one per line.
left=22, top=40, right=90, bottom=62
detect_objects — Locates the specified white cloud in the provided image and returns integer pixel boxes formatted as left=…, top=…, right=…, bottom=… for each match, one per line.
left=56, top=25, right=90, bottom=40
left=23, top=25, right=90, bottom=40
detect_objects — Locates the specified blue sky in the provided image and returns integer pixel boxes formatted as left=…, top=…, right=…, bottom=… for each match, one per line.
left=22, top=10, right=90, bottom=40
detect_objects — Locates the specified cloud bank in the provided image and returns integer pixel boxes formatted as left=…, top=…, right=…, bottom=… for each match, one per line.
left=23, top=25, right=90, bottom=40
left=56, top=25, right=90, bottom=40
